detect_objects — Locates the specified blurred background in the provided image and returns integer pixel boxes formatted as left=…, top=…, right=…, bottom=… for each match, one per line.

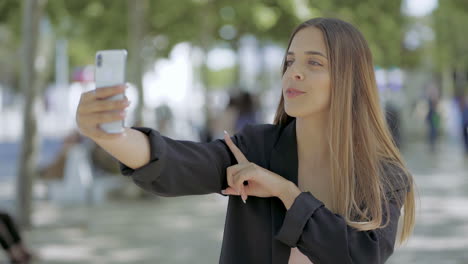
left=0, top=0, right=467, bottom=263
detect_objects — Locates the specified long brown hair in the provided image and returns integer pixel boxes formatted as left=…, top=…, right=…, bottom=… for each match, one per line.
left=274, top=18, right=415, bottom=244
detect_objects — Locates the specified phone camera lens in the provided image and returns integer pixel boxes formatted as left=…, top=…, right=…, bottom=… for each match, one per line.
left=97, top=54, right=102, bottom=67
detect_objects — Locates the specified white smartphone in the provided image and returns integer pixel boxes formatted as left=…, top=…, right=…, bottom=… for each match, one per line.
left=95, top=49, right=127, bottom=134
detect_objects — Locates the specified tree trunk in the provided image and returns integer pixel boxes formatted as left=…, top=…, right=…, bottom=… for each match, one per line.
left=231, top=37, right=242, bottom=92
left=16, top=0, right=45, bottom=228
left=127, top=0, right=147, bottom=126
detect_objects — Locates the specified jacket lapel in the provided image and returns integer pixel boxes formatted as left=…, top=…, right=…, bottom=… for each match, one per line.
left=269, top=118, right=298, bottom=263
left=270, top=118, right=298, bottom=184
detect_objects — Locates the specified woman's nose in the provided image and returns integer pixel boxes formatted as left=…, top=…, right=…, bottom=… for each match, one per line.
left=293, top=72, right=304, bottom=81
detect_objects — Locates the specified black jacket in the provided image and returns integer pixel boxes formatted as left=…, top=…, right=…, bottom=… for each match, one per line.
left=119, top=118, right=409, bottom=264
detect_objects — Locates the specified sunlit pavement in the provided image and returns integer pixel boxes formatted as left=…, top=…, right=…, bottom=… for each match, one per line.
left=25, top=195, right=228, bottom=264
left=1, top=140, right=468, bottom=263
left=388, top=140, right=468, bottom=264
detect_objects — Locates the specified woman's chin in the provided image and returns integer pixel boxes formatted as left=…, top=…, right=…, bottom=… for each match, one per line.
left=285, top=106, right=329, bottom=119
left=285, top=103, right=311, bottom=117
left=284, top=107, right=301, bottom=118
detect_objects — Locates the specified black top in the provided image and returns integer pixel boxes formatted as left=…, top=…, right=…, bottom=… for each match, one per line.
left=119, top=118, right=409, bottom=264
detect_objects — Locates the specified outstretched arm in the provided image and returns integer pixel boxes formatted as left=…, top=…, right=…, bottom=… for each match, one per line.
left=117, top=126, right=251, bottom=197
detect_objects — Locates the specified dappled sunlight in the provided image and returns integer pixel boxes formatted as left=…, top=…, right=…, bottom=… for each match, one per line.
left=388, top=141, right=468, bottom=263
left=39, top=244, right=94, bottom=262
left=406, top=236, right=468, bottom=250
left=22, top=195, right=227, bottom=263
left=107, top=247, right=159, bottom=263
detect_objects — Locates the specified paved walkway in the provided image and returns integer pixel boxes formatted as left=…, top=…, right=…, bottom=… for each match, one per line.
left=1, top=140, right=467, bottom=263
left=388, top=141, right=468, bottom=264
left=24, top=195, right=228, bottom=264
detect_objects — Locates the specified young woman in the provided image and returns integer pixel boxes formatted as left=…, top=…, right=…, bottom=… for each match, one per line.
left=76, top=17, right=415, bottom=264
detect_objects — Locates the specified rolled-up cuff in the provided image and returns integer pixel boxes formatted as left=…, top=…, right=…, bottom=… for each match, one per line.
left=118, top=127, right=166, bottom=183
left=275, top=192, right=324, bottom=247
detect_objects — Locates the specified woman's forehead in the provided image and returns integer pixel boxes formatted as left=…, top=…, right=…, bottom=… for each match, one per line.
left=288, top=27, right=327, bottom=56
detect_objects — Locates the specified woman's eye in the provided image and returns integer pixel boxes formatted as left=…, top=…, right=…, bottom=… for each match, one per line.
left=285, top=59, right=322, bottom=67
left=309, top=60, right=322, bottom=66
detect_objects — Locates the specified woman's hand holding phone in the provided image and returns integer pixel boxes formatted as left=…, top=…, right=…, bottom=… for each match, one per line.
left=76, top=84, right=130, bottom=140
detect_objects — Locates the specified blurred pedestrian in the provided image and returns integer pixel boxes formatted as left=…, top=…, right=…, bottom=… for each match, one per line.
left=0, top=211, right=34, bottom=263
left=462, top=96, right=468, bottom=155
left=234, top=91, right=258, bottom=132
left=154, top=103, right=173, bottom=135
left=426, top=98, right=440, bottom=152
left=212, top=94, right=238, bottom=139
left=38, top=131, right=83, bottom=180
left=385, top=102, right=402, bottom=148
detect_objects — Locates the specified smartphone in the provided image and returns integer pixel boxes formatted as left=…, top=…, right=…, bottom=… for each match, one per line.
left=95, top=49, right=127, bottom=133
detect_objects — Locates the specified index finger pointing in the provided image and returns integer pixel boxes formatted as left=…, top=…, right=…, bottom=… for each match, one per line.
left=224, top=130, right=248, bottom=163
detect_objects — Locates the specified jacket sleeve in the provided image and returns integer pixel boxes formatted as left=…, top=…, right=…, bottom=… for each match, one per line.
left=275, top=169, right=410, bottom=264
left=118, top=126, right=251, bottom=197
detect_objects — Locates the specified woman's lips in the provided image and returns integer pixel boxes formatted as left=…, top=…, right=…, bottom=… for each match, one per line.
left=286, top=88, right=306, bottom=99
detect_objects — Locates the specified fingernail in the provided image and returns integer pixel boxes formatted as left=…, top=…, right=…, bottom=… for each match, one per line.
left=242, top=194, right=247, bottom=203
left=224, top=130, right=228, bottom=135
left=221, top=190, right=226, bottom=194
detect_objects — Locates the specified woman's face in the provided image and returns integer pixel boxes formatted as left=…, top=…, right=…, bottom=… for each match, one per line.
left=281, top=26, right=331, bottom=118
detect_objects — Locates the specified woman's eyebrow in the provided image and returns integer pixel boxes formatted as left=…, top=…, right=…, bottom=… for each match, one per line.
left=287, top=50, right=327, bottom=58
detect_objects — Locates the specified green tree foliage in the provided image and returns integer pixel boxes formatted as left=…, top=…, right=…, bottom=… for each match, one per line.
left=4, top=0, right=466, bottom=91
left=46, top=0, right=128, bottom=67
left=433, top=0, right=468, bottom=71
